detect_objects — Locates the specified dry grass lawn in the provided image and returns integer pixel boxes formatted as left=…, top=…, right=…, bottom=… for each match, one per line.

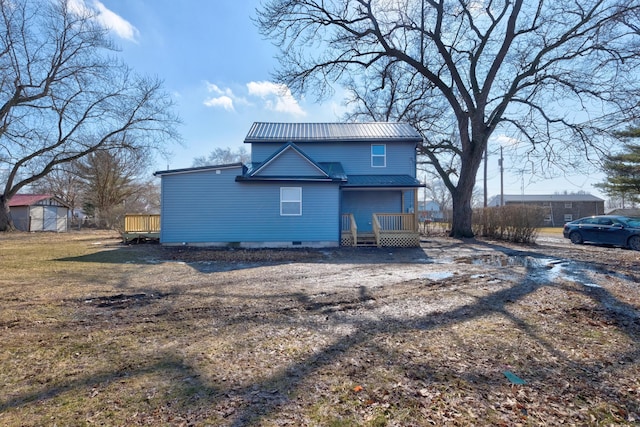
left=0, top=230, right=638, bottom=426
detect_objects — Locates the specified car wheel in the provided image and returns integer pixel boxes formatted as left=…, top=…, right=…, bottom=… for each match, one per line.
left=628, top=235, right=640, bottom=251
left=569, top=231, right=583, bottom=245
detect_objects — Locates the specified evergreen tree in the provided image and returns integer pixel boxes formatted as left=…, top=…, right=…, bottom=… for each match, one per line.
left=596, top=132, right=640, bottom=206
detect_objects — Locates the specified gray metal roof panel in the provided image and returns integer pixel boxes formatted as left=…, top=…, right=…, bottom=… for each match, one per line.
left=154, top=163, right=245, bottom=176
left=343, top=175, right=423, bottom=188
left=318, top=162, right=347, bottom=180
left=244, top=122, right=422, bottom=143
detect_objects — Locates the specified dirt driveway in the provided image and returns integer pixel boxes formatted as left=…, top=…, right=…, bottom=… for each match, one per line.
left=1, top=231, right=639, bottom=426
left=130, top=233, right=640, bottom=425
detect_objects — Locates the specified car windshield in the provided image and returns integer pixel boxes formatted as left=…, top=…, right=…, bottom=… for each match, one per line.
left=623, top=217, right=640, bottom=227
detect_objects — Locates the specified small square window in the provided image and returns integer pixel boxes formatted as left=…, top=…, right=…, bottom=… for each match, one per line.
left=371, top=144, right=386, bottom=167
left=564, top=202, right=572, bottom=208
left=564, top=214, right=573, bottom=222
left=281, top=187, right=302, bottom=216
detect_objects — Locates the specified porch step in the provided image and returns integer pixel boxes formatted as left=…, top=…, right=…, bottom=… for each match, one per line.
left=356, top=233, right=377, bottom=247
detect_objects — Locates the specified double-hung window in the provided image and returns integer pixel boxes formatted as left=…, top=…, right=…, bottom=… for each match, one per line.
left=280, top=187, right=302, bottom=216
left=371, top=144, right=386, bottom=167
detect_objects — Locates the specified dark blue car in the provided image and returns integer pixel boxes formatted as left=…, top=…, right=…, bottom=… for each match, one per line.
left=563, top=215, right=640, bottom=251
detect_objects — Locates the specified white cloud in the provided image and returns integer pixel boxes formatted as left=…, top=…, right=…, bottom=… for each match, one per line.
left=203, top=95, right=235, bottom=112
left=203, top=82, right=247, bottom=112
left=203, top=81, right=305, bottom=117
left=93, top=1, right=139, bottom=41
left=206, top=83, right=234, bottom=97
left=246, top=81, right=306, bottom=117
left=491, top=134, right=519, bottom=146
left=68, top=0, right=139, bottom=42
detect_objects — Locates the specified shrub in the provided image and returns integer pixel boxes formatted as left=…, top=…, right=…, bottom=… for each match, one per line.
left=473, top=205, right=542, bottom=243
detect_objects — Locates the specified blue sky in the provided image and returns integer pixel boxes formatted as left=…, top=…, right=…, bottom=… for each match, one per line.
left=91, top=0, right=606, bottom=200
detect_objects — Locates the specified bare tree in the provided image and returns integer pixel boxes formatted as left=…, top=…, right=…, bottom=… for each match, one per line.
left=123, top=179, right=161, bottom=215
left=0, top=0, right=179, bottom=231
left=32, top=165, right=83, bottom=218
left=75, top=149, right=145, bottom=228
left=192, top=146, right=251, bottom=167
left=257, top=0, right=640, bottom=237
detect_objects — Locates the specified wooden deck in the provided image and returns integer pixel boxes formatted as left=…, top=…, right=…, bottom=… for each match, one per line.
left=122, top=214, right=160, bottom=243
left=341, top=213, right=420, bottom=247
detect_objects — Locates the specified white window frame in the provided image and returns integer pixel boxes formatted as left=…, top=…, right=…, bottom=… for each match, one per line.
left=564, top=202, right=572, bottom=208
left=371, top=144, right=386, bottom=167
left=280, top=187, right=302, bottom=216
left=564, top=214, right=573, bottom=222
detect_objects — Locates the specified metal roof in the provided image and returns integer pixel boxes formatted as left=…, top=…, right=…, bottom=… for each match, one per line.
left=154, top=163, right=244, bottom=176
left=8, top=194, right=67, bottom=207
left=8, top=194, right=50, bottom=206
left=490, top=194, right=604, bottom=205
left=343, top=175, right=423, bottom=188
left=244, top=122, right=423, bottom=143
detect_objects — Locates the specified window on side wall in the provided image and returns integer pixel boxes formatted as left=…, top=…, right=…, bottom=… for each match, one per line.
left=281, top=187, right=302, bottom=216
left=371, top=144, right=386, bottom=167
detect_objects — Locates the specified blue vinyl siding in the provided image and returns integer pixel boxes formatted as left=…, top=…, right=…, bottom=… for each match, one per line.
left=160, top=167, right=340, bottom=244
left=251, top=142, right=417, bottom=176
left=341, top=191, right=402, bottom=232
left=255, top=148, right=325, bottom=177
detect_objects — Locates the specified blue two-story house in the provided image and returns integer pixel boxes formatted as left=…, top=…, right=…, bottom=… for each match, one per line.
left=154, top=122, right=424, bottom=247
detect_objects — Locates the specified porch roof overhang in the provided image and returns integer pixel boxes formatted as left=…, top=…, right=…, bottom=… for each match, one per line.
left=341, top=175, right=424, bottom=189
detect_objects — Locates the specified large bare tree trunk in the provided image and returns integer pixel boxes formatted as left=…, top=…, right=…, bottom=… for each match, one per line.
left=449, top=177, right=475, bottom=238
left=0, top=195, right=15, bottom=232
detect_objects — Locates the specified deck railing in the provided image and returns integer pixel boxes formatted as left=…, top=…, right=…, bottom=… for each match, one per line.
left=374, top=213, right=417, bottom=231
left=341, top=213, right=419, bottom=247
left=341, top=213, right=358, bottom=246
left=372, top=214, right=381, bottom=245
left=124, top=214, right=160, bottom=233
left=373, top=213, right=419, bottom=247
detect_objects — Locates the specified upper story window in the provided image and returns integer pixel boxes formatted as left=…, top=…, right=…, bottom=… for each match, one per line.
left=280, top=187, right=302, bottom=216
left=371, top=144, right=386, bottom=167
left=564, top=202, right=573, bottom=208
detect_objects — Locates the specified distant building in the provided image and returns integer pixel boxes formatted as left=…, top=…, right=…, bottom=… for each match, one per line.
left=487, top=194, right=605, bottom=226
left=8, top=194, right=69, bottom=232
left=418, top=200, right=443, bottom=221
left=606, top=208, right=640, bottom=217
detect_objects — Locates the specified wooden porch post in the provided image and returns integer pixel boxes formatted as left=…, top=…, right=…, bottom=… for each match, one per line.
left=414, top=189, right=419, bottom=231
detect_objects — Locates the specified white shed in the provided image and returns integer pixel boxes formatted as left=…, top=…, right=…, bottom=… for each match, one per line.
left=8, top=194, right=69, bottom=232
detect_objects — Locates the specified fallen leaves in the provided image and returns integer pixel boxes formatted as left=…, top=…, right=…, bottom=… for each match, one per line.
left=1, top=232, right=639, bottom=426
